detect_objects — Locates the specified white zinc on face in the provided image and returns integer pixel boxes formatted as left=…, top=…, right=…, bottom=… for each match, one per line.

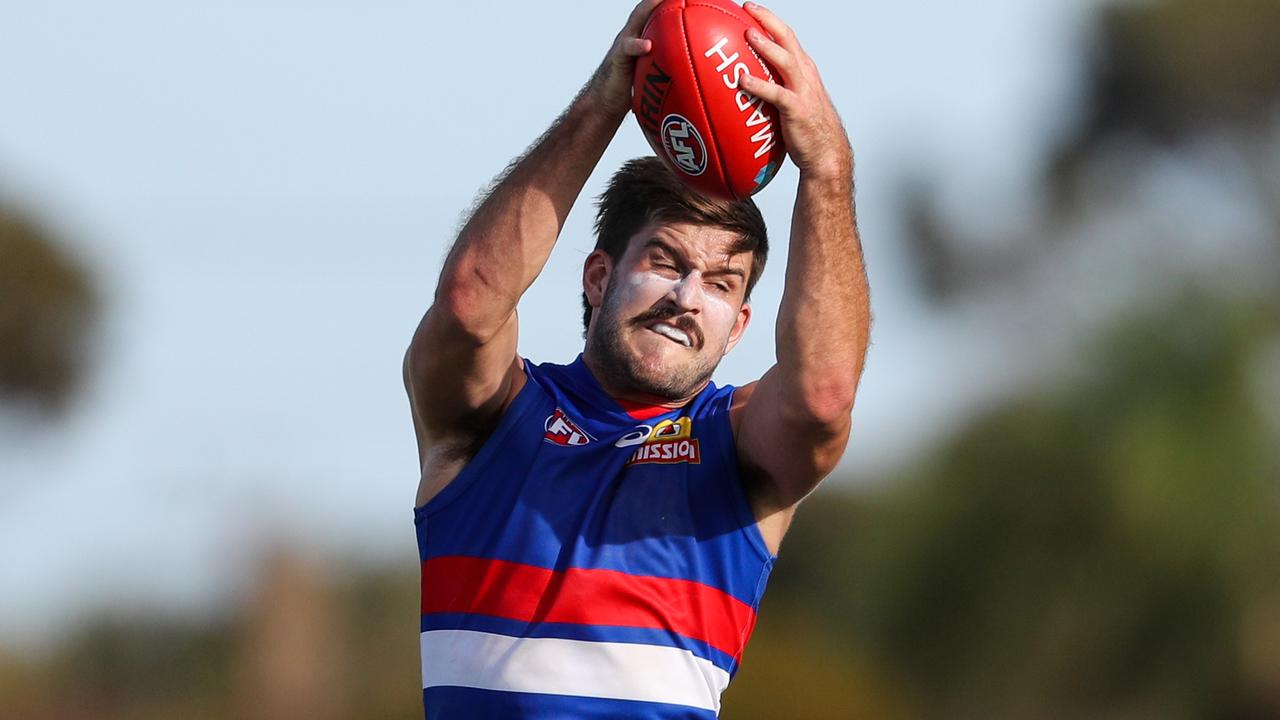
left=622, top=268, right=736, bottom=349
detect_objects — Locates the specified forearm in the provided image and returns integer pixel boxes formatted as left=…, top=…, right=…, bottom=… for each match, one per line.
left=434, top=93, right=627, bottom=341
left=405, top=0, right=661, bottom=446
left=733, top=3, right=870, bottom=424
left=773, top=163, right=870, bottom=422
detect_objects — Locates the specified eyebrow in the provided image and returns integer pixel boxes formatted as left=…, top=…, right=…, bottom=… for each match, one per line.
left=705, top=266, right=746, bottom=281
left=643, top=238, right=681, bottom=260
left=643, top=238, right=746, bottom=280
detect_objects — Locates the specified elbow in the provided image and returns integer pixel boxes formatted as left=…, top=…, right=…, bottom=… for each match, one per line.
left=404, top=283, right=518, bottom=386
left=789, top=374, right=857, bottom=429
left=403, top=302, right=491, bottom=384
left=431, top=272, right=516, bottom=345
left=432, top=286, right=486, bottom=342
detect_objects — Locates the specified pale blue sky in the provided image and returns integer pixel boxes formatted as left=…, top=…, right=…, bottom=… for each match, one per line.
left=0, top=0, right=1089, bottom=646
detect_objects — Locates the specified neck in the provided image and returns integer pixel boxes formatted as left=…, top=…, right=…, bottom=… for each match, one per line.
left=580, top=350, right=704, bottom=410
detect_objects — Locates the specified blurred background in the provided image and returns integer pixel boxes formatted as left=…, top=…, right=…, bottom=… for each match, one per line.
left=2, top=0, right=1278, bottom=717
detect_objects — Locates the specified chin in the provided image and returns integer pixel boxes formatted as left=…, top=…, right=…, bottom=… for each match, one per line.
left=586, top=314, right=718, bottom=400
left=625, top=336, right=715, bottom=399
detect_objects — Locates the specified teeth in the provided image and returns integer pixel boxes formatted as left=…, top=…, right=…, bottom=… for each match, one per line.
left=652, top=323, right=691, bottom=347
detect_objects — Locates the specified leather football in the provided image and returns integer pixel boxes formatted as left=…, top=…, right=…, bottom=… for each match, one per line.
left=632, top=0, right=787, bottom=200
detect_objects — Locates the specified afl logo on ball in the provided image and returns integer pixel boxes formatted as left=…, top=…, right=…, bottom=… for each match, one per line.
left=660, top=114, right=707, bottom=177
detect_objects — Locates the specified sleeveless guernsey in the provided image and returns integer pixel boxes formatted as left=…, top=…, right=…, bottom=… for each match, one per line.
left=414, top=354, right=776, bottom=718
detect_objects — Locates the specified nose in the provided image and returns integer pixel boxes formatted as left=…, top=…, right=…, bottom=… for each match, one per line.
left=667, top=272, right=704, bottom=313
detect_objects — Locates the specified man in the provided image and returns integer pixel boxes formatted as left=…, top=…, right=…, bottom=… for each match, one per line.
left=404, top=1, right=869, bottom=717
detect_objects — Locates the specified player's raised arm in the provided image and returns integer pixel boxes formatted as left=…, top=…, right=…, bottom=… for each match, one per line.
left=404, top=1, right=663, bottom=468
left=730, top=3, right=871, bottom=548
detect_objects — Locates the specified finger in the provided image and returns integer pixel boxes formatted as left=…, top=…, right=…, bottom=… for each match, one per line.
left=619, top=36, right=653, bottom=57
left=739, top=73, right=797, bottom=113
left=742, top=2, right=801, bottom=54
left=622, top=0, right=665, bottom=36
left=744, top=27, right=802, bottom=89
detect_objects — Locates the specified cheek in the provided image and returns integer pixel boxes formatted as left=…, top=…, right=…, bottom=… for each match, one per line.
left=701, top=294, right=739, bottom=337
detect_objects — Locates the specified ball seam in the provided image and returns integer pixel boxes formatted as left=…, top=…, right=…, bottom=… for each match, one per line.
left=677, top=4, right=736, bottom=198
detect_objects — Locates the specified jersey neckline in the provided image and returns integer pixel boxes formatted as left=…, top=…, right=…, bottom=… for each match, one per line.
left=563, top=353, right=704, bottom=423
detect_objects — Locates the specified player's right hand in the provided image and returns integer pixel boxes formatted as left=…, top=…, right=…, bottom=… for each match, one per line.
left=584, top=0, right=663, bottom=119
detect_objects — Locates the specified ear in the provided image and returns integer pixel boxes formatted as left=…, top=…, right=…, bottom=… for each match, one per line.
left=724, top=301, right=752, bottom=354
left=583, top=250, right=613, bottom=312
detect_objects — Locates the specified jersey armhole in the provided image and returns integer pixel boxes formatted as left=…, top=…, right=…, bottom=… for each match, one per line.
left=413, top=357, right=544, bottom=520
left=718, top=386, right=778, bottom=565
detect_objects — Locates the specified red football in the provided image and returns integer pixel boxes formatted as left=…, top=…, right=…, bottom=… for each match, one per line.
left=632, top=0, right=787, bottom=201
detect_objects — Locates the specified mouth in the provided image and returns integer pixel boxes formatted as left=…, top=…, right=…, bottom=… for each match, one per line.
left=647, top=321, right=694, bottom=348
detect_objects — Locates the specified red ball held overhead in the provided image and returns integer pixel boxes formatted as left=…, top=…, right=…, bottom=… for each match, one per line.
left=632, top=0, right=787, bottom=201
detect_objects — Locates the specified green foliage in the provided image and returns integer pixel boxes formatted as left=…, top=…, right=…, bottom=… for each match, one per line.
left=781, top=292, right=1280, bottom=719
left=1091, top=0, right=1280, bottom=137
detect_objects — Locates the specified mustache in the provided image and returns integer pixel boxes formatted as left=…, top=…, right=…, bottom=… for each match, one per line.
left=630, top=306, right=703, bottom=348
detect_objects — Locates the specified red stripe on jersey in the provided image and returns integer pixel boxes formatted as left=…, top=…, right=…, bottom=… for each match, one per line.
left=420, top=555, right=757, bottom=661
left=616, top=398, right=678, bottom=421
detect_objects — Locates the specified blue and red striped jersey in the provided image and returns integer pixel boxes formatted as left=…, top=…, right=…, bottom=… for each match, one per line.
left=414, top=354, right=776, bottom=718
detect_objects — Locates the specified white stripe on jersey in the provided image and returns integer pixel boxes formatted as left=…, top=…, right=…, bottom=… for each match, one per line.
left=420, top=629, right=731, bottom=713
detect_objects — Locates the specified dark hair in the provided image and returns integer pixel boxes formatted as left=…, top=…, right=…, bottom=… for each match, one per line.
left=582, top=156, right=769, bottom=332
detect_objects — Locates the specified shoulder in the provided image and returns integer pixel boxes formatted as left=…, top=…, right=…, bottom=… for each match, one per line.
left=414, top=356, right=552, bottom=508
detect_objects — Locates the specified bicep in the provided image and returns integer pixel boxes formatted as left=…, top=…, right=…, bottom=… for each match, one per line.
left=731, top=367, right=852, bottom=513
left=403, top=304, right=525, bottom=462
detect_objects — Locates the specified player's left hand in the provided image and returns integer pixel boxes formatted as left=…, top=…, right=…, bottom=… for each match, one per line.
left=740, top=2, right=852, bottom=183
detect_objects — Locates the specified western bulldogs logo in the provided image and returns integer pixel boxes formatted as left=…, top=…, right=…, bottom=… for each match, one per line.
left=661, top=114, right=707, bottom=177
left=544, top=408, right=593, bottom=447
left=617, top=418, right=701, bottom=466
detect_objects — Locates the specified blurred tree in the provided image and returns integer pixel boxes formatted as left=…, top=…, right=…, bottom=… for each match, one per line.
left=0, top=204, right=99, bottom=416
left=752, top=2, right=1280, bottom=712
left=48, top=616, right=234, bottom=720
left=789, top=291, right=1280, bottom=719
left=1052, top=0, right=1280, bottom=185
left=0, top=550, right=425, bottom=720
left=904, top=0, right=1280, bottom=305
left=235, top=549, right=344, bottom=720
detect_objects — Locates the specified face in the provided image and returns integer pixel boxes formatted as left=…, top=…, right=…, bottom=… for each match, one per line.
left=583, top=221, right=753, bottom=401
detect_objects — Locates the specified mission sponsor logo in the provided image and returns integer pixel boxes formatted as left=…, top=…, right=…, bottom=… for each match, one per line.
left=629, top=438, right=701, bottom=465
left=616, top=417, right=701, bottom=466
left=544, top=408, right=593, bottom=447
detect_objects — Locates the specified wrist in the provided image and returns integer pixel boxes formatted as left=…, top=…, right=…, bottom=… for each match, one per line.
left=798, top=156, right=853, bottom=189
left=576, top=59, right=634, bottom=123
left=574, top=87, right=631, bottom=126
